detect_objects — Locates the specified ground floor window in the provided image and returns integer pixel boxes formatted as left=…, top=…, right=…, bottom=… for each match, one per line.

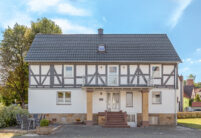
left=57, top=91, right=71, bottom=104
left=126, top=92, right=133, bottom=107
left=152, top=91, right=161, bottom=104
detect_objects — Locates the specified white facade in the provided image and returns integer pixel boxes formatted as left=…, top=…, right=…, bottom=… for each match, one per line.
left=28, top=88, right=177, bottom=115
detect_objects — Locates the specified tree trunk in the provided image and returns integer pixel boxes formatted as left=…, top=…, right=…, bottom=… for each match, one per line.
left=21, top=98, right=25, bottom=108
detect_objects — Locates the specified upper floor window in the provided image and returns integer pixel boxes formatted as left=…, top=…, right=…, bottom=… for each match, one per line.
left=98, top=44, right=106, bottom=52
left=108, top=65, right=118, bottom=85
left=64, top=65, right=73, bottom=78
left=57, top=91, right=71, bottom=105
left=152, top=65, right=161, bottom=78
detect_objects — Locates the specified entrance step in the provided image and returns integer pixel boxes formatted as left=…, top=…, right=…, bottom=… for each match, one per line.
left=103, top=111, right=130, bottom=128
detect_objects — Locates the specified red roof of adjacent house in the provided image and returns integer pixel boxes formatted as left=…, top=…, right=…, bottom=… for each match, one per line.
left=192, top=102, right=201, bottom=107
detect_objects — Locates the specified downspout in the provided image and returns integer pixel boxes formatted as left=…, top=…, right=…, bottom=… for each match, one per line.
left=174, top=88, right=177, bottom=126
left=174, top=64, right=178, bottom=126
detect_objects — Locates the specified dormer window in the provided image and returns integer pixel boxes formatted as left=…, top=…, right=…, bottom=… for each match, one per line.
left=98, top=44, right=106, bottom=52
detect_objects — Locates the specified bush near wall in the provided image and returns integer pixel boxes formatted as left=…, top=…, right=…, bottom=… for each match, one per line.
left=177, top=112, right=201, bottom=119
left=0, top=104, right=29, bottom=128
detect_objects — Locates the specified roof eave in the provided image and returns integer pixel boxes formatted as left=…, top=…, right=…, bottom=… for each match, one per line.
left=25, top=60, right=181, bottom=64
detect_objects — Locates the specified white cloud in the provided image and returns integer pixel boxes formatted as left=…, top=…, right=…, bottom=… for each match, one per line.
left=183, top=58, right=201, bottom=64
left=58, top=3, right=90, bottom=16
left=2, top=13, right=32, bottom=28
left=168, top=0, right=192, bottom=28
left=52, top=18, right=96, bottom=34
left=196, top=48, right=201, bottom=52
left=27, top=0, right=60, bottom=12
left=180, top=67, right=190, bottom=74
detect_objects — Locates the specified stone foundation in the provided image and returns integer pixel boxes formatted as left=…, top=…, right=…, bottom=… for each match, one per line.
left=44, top=114, right=86, bottom=124
left=137, top=113, right=176, bottom=126
left=43, top=113, right=176, bottom=126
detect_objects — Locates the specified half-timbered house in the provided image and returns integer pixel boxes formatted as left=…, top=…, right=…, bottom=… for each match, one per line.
left=25, top=28, right=181, bottom=127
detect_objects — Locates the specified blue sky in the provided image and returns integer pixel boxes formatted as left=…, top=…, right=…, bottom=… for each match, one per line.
left=0, top=0, right=201, bottom=82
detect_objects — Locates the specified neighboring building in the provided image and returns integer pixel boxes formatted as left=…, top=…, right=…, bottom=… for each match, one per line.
left=183, top=78, right=201, bottom=111
left=25, top=29, right=181, bottom=127
left=183, top=86, right=192, bottom=111
left=192, top=102, right=201, bottom=110
left=177, top=76, right=184, bottom=112
left=195, top=88, right=201, bottom=99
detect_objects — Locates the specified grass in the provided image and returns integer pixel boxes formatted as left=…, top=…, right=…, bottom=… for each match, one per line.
left=177, top=118, right=201, bottom=129
left=0, top=133, right=16, bottom=138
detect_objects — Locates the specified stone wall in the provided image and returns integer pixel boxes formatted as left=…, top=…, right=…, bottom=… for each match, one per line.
left=44, top=113, right=86, bottom=124
left=44, top=113, right=99, bottom=124
left=137, top=113, right=176, bottom=126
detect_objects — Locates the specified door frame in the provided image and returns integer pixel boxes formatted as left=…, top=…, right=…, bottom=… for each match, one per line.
left=107, top=65, right=119, bottom=86
left=106, top=92, right=121, bottom=111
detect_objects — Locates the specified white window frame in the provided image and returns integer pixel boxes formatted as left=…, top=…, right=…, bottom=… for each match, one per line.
left=126, top=92, right=133, bottom=107
left=151, top=65, right=161, bottom=78
left=57, top=91, right=71, bottom=105
left=98, top=44, right=106, bottom=52
left=64, top=65, right=74, bottom=78
left=108, top=65, right=119, bottom=86
left=152, top=91, right=162, bottom=104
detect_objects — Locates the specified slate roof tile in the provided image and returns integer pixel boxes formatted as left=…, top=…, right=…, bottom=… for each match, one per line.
left=25, top=34, right=181, bottom=62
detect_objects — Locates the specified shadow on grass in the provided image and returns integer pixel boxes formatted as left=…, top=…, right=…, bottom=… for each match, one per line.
left=178, top=123, right=201, bottom=129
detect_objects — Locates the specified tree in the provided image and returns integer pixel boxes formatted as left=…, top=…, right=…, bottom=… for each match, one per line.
left=30, top=17, right=62, bottom=41
left=0, top=18, right=62, bottom=107
left=0, top=24, right=31, bottom=107
left=194, top=82, right=201, bottom=88
left=188, top=74, right=196, bottom=80
left=194, top=94, right=201, bottom=102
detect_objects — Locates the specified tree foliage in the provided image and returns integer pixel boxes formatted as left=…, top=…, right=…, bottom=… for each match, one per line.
left=188, top=74, right=196, bottom=80
left=0, top=18, right=62, bottom=107
left=30, top=17, right=62, bottom=41
left=194, top=94, right=201, bottom=102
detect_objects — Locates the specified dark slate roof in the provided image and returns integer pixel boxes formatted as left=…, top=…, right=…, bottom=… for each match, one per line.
left=25, top=34, right=181, bottom=63
left=184, top=86, right=194, bottom=98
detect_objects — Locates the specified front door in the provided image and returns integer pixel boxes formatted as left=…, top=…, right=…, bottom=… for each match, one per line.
left=107, top=92, right=120, bottom=111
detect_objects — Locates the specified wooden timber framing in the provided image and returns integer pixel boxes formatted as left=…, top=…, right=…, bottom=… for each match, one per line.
left=29, top=63, right=178, bottom=89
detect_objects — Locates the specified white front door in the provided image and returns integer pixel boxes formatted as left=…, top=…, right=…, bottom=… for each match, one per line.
left=107, top=92, right=120, bottom=111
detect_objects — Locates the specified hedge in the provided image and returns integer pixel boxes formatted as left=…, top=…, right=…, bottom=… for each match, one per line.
left=177, top=112, right=201, bottom=119
left=0, top=104, right=29, bottom=128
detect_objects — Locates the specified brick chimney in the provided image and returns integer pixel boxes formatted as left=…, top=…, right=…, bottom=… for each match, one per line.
left=186, top=79, right=194, bottom=86
left=98, top=28, right=103, bottom=35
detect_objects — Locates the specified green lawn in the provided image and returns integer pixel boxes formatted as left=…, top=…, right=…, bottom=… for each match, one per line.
left=178, top=118, right=201, bottom=129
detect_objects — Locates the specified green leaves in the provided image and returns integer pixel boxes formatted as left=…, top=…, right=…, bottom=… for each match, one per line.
left=0, top=18, right=62, bottom=107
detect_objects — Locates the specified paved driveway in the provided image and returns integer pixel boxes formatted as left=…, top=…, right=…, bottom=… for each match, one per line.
left=17, top=125, right=201, bottom=138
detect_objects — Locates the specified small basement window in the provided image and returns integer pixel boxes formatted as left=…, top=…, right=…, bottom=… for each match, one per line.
left=57, top=91, right=71, bottom=105
left=98, top=44, right=106, bottom=52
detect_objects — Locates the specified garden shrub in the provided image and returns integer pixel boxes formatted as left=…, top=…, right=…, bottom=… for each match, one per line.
left=0, top=104, right=28, bottom=128
left=40, top=119, right=49, bottom=127
left=177, top=112, right=201, bottom=119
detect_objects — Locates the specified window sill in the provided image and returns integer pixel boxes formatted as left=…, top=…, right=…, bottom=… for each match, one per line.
left=152, top=103, right=161, bottom=104
left=56, top=103, right=71, bottom=105
left=126, top=106, right=133, bottom=108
